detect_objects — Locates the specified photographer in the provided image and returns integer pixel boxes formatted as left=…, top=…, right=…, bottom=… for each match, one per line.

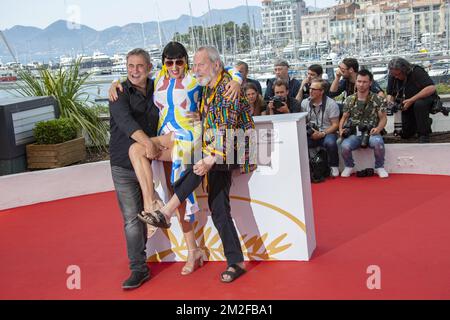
left=329, top=58, right=385, bottom=100
left=386, top=57, right=436, bottom=143
left=264, top=59, right=301, bottom=101
left=339, top=70, right=389, bottom=178
left=301, top=79, right=340, bottom=177
left=263, top=79, right=301, bottom=115
left=296, top=64, right=329, bottom=104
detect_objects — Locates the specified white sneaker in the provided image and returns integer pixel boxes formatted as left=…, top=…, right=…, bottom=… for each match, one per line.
left=375, top=168, right=389, bottom=178
left=330, top=167, right=340, bottom=177
left=341, top=167, right=354, bottom=177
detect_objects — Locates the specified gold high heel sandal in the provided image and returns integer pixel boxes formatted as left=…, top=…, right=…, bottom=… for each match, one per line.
left=181, top=248, right=206, bottom=275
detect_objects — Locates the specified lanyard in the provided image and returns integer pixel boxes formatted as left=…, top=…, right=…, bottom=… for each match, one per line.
left=309, top=95, right=327, bottom=129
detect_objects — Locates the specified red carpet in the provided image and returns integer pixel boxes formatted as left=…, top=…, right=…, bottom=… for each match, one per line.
left=1, top=174, right=450, bottom=300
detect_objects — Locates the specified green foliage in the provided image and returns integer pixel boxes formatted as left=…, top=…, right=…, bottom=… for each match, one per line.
left=173, top=21, right=261, bottom=53
left=90, top=103, right=110, bottom=116
left=33, top=118, right=78, bottom=145
left=14, top=59, right=109, bottom=150
left=436, top=83, right=450, bottom=95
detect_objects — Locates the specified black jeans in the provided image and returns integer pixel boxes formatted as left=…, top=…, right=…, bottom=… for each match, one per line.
left=401, top=96, right=433, bottom=138
left=173, top=166, right=244, bottom=266
left=111, top=166, right=148, bottom=273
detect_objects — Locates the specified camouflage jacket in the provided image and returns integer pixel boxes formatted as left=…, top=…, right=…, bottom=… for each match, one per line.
left=342, top=92, right=386, bottom=127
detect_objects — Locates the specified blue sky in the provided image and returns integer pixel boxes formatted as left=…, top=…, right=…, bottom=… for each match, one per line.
left=0, top=0, right=337, bottom=30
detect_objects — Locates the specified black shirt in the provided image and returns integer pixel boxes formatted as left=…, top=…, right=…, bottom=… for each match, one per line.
left=261, top=96, right=301, bottom=114
left=386, top=65, right=434, bottom=99
left=109, top=78, right=159, bottom=170
left=264, top=77, right=301, bottom=101
left=328, top=78, right=383, bottom=99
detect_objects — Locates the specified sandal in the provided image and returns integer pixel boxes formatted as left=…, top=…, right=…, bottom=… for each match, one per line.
left=138, top=211, right=157, bottom=225
left=220, top=264, right=246, bottom=283
left=145, top=210, right=171, bottom=229
left=181, top=248, right=207, bottom=275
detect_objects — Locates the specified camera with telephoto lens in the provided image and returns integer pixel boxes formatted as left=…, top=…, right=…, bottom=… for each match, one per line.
left=272, top=96, right=287, bottom=109
left=358, top=121, right=375, bottom=149
left=386, top=98, right=404, bottom=116
left=341, top=119, right=356, bottom=139
left=306, top=122, right=319, bottom=137
left=430, top=96, right=449, bottom=116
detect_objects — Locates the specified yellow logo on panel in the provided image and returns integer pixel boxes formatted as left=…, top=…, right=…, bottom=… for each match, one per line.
left=147, top=195, right=305, bottom=262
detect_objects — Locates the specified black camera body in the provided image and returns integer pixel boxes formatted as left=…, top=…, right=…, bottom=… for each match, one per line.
left=430, top=96, right=449, bottom=116
left=342, top=119, right=356, bottom=139
left=358, top=122, right=375, bottom=148
left=386, top=98, right=404, bottom=116
left=272, top=96, right=287, bottom=109
left=306, top=122, right=319, bottom=137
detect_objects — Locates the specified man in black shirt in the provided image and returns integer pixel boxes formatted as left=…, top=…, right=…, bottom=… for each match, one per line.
left=264, top=59, right=301, bottom=101
left=263, top=79, right=301, bottom=115
left=329, top=57, right=384, bottom=101
left=296, top=64, right=330, bottom=104
left=109, top=48, right=160, bottom=289
left=386, top=57, right=436, bottom=143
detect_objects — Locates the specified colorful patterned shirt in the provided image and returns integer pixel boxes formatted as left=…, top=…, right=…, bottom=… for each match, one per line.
left=201, top=71, right=257, bottom=173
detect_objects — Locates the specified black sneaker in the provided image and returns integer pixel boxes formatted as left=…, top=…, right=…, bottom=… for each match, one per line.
left=122, top=271, right=150, bottom=290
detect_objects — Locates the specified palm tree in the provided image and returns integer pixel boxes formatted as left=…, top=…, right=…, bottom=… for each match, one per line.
left=14, top=59, right=108, bottom=150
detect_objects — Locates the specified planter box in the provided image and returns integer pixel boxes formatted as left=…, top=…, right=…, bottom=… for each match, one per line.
left=26, top=137, right=86, bottom=169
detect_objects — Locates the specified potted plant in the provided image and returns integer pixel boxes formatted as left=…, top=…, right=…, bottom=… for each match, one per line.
left=26, top=118, right=86, bottom=169
left=15, top=59, right=109, bottom=151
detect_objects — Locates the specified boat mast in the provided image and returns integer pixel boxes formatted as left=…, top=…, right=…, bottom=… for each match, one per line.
left=0, top=30, right=18, bottom=63
left=141, top=23, right=146, bottom=48
left=447, top=0, right=450, bottom=54
left=245, top=0, right=253, bottom=52
left=207, top=0, right=213, bottom=47
left=188, top=1, right=197, bottom=51
left=155, top=1, right=163, bottom=49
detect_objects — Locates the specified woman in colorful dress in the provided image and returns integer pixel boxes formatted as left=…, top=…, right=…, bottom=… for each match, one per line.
left=110, top=42, right=241, bottom=275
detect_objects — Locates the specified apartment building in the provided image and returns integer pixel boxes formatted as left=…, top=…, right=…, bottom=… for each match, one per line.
left=261, top=0, right=307, bottom=46
left=299, top=0, right=447, bottom=49
left=300, top=10, right=330, bottom=44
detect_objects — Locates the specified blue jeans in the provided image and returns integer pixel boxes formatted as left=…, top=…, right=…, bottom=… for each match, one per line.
left=341, top=134, right=385, bottom=168
left=111, top=166, right=148, bottom=273
left=308, top=133, right=339, bottom=167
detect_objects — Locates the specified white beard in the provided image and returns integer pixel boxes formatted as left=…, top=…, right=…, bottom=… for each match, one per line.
left=197, top=76, right=211, bottom=86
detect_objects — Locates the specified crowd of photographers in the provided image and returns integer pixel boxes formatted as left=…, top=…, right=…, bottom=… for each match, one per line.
left=239, top=56, right=449, bottom=180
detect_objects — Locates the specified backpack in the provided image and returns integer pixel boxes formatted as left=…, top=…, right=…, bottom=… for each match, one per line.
left=308, top=147, right=330, bottom=183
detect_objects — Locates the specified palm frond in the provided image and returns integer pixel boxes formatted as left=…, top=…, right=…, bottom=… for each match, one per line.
left=14, top=59, right=108, bottom=151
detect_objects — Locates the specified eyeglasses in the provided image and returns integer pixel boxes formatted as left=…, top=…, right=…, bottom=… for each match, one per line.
left=165, top=59, right=185, bottom=67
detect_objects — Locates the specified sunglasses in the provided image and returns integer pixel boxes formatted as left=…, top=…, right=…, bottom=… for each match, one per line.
left=310, top=87, right=322, bottom=91
left=165, top=59, right=185, bottom=67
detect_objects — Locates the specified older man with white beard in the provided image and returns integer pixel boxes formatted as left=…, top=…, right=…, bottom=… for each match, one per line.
left=142, top=46, right=256, bottom=283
